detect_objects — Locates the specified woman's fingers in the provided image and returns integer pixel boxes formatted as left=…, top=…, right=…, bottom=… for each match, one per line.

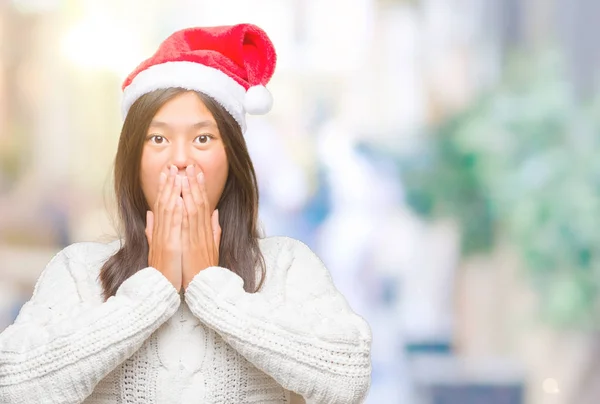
left=145, top=166, right=184, bottom=291
left=212, top=209, right=221, bottom=253
left=155, top=167, right=176, bottom=244
left=181, top=175, right=199, bottom=243
left=155, top=167, right=175, bottom=212
left=164, top=175, right=182, bottom=245
left=145, top=210, right=154, bottom=244
left=186, top=165, right=209, bottom=246
left=146, top=210, right=154, bottom=264
left=186, top=166, right=207, bottom=232
left=185, top=165, right=205, bottom=209
left=173, top=196, right=183, bottom=239
left=197, top=171, right=213, bottom=247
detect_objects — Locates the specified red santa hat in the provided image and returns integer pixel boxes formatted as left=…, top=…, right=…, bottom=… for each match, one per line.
left=121, top=23, right=277, bottom=132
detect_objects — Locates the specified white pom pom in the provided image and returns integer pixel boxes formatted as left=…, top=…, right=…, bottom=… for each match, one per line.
left=244, top=85, right=273, bottom=115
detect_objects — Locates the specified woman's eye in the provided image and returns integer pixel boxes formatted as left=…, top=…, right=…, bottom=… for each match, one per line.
left=148, top=135, right=166, bottom=144
left=195, top=135, right=213, bottom=144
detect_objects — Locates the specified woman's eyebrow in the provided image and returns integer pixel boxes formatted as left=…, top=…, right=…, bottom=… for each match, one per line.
left=149, top=120, right=218, bottom=130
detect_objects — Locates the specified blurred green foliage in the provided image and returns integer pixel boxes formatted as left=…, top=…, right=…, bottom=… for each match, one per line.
left=401, top=51, right=600, bottom=329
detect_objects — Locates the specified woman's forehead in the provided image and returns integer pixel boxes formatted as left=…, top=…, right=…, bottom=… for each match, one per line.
left=150, top=93, right=218, bottom=131
left=148, top=119, right=218, bottom=132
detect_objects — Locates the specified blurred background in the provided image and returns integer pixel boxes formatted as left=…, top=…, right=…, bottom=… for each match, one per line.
left=1, top=0, right=600, bottom=403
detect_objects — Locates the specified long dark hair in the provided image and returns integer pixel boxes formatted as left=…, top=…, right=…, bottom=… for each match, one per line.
left=99, top=88, right=266, bottom=300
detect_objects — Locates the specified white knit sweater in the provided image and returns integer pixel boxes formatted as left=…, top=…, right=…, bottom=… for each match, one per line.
left=0, top=236, right=372, bottom=404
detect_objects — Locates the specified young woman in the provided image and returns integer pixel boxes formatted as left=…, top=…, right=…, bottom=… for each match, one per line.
left=0, top=24, right=372, bottom=404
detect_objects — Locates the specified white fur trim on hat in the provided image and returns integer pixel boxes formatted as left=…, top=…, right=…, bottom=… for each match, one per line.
left=121, top=61, right=248, bottom=132
left=244, top=85, right=273, bottom=115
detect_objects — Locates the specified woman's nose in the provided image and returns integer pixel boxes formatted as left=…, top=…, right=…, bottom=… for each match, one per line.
left=170, top=143, right=194, bottom=173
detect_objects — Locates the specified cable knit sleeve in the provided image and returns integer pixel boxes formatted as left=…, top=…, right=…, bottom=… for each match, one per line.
left=184, top=236, right=372, bottom=404
left=0, top=243, right=181, bottom=404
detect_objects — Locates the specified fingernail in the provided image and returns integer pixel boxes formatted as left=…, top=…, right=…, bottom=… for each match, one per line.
left=197, top=171, right=204, bottom=183
left=170, top=165, right=177, bottom=176
left=186, top=165, right=195, bottom=176
left=159, top=172, right=167, bottom=183
left=182, top=176, right=189, bottom=188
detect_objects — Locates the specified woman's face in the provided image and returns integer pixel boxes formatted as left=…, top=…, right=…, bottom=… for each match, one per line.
left=140, top=91, right=229, bottom=212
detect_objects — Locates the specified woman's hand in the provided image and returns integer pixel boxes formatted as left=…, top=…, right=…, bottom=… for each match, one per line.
left=180, top=164, right=222, bottom=291
left=145, top=165, right=184, bottom=292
